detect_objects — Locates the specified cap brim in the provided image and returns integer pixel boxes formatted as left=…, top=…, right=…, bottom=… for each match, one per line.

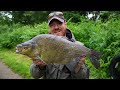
left=48, top=16, right=64, bottom=25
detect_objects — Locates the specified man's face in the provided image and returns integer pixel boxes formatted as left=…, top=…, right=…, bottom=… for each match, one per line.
left=49, top=19, right=67, bottom=36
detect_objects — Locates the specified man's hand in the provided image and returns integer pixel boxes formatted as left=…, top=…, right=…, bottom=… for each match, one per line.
left=74, top=55, right=86, bottom=74
left=32, top=59, right=47, bottom=69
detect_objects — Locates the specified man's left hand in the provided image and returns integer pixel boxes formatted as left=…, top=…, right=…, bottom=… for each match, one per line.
left=74, top=55, right=86, bottom=74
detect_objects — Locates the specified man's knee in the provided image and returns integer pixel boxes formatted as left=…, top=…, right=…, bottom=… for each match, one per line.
left=30, top=63, right=44, bottom=79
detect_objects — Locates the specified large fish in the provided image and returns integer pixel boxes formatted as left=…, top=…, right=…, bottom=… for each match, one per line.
left=16, top=34, right=103, bottom=69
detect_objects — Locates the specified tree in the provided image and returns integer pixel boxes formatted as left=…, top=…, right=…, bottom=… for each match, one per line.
left=63, top=11, right=86, bottom=23
left=0, top=11, right=12, bottom=25
left=11, top=11, right=51, bottom=25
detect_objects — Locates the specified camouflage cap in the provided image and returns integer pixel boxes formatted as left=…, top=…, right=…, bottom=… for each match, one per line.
left=48, top=11, right=65, bottom=25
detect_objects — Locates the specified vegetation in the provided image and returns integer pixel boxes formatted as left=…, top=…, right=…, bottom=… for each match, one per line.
left=0, top=11, right=120, bottom=79
left=0, top=48, right=33, bottom=79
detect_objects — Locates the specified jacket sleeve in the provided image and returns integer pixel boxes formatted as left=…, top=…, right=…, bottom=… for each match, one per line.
left=72, top=64, right=89, bottom=79
left=65, top=56, right=89, bottom=79
left=71, top=32, right=84, bottom=45
left=30, top=63, right=45, bottom=79
left=71, top=32, right=76, bottom=42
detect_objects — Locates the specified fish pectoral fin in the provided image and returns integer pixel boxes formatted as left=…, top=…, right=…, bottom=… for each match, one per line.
left=35, top=55, right=47, bottom=64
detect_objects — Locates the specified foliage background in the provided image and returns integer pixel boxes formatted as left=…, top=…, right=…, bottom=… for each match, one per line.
left=0, top=11, right=120, bottom=79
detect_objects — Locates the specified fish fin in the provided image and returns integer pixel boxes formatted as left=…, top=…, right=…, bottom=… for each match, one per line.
left=89, top=50, right=103, bottom=69
left=36, top=55, right=47, bottom=64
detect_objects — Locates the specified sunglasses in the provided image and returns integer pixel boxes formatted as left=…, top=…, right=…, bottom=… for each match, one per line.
left=48, top=11, right=64, bottom=20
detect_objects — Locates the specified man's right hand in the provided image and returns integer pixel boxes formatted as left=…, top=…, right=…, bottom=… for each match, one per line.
left=33, top=59, right=47, bottom=69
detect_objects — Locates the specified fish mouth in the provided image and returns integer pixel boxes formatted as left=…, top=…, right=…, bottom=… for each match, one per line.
left=16, top=49, right=19, bottom=53
left=16, top=46, right=22, bottom=53
left=16, top=47, right=20, bottom=53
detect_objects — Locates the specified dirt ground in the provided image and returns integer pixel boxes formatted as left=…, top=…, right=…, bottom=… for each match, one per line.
left=0, top=61, right=23, bottom=79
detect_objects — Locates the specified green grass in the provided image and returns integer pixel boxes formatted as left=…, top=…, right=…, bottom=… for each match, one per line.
left=0, top=48, right=33, bottom=79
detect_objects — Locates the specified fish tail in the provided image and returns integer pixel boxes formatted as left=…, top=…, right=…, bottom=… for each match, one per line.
left=89, top=50, right=103, bottom=69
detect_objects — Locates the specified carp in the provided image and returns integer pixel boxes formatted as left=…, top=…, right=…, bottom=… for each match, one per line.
left=16, top=34, right=103, bottom=69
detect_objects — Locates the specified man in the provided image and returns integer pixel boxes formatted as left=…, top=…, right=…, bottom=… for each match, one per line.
left=30, top=11, right=89, bottom=79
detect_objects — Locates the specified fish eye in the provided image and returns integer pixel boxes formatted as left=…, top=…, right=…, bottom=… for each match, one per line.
left=24, top=47, right=28, bottom=50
